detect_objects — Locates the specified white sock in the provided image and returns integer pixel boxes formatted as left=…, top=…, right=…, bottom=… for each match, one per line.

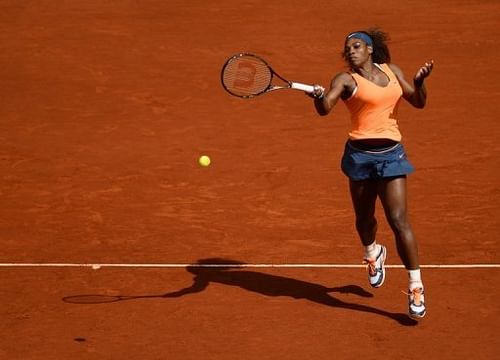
left=408, top=269, right=423, bottom=290
left=364, top=242, right=379, bottom=260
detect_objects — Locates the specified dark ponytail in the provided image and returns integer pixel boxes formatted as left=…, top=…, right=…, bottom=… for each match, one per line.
left=365, top=28, right=391, bottom=64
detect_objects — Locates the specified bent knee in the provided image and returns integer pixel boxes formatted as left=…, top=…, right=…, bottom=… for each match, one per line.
left=386, top=211, right=411, bottom=231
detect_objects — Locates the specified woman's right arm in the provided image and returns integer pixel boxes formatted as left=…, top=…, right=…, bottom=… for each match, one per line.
left=314, top=72, right=352, bottom=116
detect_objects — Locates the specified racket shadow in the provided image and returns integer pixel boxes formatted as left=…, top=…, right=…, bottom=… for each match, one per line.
left=62, top=258, right=417, bottom=326
left=62, top=294, right=162, bottom=304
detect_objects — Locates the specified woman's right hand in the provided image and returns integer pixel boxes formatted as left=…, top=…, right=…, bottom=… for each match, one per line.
left=308, top=84, right=325, bottom=99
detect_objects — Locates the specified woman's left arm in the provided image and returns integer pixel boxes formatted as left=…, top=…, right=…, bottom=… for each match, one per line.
left=389, top=61, right=434, bottom=109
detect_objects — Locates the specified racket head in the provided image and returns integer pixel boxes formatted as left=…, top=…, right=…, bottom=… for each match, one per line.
left=221, top=53, right=274, bottom=98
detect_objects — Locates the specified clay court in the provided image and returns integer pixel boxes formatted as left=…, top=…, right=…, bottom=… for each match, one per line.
left=1, top=0, right=499, bottom=359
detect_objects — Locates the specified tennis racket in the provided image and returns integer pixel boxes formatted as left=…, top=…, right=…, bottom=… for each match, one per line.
left=221, top=53, right=316, bottom=98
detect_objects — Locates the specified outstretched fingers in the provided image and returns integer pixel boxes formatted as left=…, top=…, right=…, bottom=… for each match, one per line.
left=414, top=60, right=434, bottom=86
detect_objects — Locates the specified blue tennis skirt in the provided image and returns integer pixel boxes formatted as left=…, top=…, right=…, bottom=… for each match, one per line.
left=341, top=141, right=415, bottom=181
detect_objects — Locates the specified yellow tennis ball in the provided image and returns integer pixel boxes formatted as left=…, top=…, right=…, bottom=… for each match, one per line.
left=198, top=155, right=211, bottom=167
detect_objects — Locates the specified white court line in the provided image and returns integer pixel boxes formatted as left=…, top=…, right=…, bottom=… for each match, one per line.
left=0, top=263, right=499, bottom=268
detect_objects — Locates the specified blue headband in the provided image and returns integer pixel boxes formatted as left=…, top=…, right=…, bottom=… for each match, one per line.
left=347, top=32, right=373, bottom=47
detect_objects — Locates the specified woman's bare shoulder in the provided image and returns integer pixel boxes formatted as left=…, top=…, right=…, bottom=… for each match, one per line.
left=331, top=71, right=355, bottom=86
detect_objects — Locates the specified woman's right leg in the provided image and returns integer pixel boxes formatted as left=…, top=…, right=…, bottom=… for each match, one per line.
left=349, top=179, right=378, bottom=246
left=349, top=179, right=387, bottom=288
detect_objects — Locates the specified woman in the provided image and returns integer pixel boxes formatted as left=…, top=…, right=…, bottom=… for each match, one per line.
left=311, top=29, right=433, bottom=319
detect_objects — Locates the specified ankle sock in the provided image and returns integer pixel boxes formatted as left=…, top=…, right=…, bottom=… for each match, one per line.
left=364, top=242, right=380, bottom=260
left=408, top=269, right=423, bottom=290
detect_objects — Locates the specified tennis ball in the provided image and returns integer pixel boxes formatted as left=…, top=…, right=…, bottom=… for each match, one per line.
left=91, top=264, right=101, bottom=270
left=198, top=155, right=211, bottom=167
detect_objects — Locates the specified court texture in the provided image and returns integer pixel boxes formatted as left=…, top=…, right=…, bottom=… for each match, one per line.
left=1, top=0, right=499, bottom=359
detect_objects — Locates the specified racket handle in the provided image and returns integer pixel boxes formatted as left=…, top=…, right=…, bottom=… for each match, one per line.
left=290, top=82, right=315, bottom=93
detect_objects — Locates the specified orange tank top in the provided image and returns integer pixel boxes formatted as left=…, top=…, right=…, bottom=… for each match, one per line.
left=344, top=63, right=403, bottom=141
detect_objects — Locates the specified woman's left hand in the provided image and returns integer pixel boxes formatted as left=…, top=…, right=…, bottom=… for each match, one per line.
left=414, top=60, right=434, bottom=86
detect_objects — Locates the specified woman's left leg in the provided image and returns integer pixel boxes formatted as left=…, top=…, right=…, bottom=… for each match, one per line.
left=377, top=176, right=419, bottom=270
left=378, top=176, right=426, bottom=319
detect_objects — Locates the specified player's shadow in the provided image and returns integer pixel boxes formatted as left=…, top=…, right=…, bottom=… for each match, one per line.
left=163, top=258, right=416, bottom=326
left=63, top=258, right=417, bottom=326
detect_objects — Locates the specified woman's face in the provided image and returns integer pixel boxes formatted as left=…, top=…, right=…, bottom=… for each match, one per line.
left=344, top=38, right=372, bottom=68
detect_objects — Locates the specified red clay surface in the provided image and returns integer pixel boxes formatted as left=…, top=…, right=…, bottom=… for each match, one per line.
left=1, top=0, right=499, bottom=359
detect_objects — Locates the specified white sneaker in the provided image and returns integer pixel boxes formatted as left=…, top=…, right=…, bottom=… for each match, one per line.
left=408, top=287, right=426, bottom=319
left=363, top=245, right=387, bottom=288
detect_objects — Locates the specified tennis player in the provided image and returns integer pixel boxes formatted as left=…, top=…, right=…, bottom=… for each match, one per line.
left=311, top=29, right=433, bottom=319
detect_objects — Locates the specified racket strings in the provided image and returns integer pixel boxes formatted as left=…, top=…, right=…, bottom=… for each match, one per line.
left=222, top=55, right=272, bottom=97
